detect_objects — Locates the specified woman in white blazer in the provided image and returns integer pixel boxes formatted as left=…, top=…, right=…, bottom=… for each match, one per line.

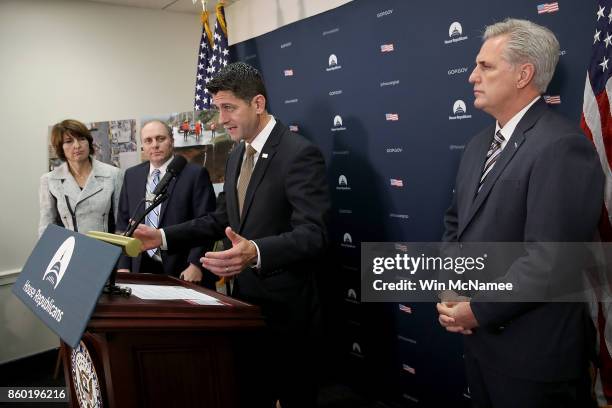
left=39, top=119, right=123, bottom=236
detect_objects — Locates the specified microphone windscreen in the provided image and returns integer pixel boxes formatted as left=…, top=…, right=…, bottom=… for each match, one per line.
left=168, top=155, right=187, bottom=176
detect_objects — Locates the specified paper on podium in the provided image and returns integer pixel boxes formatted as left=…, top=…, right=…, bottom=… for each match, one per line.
left=118, top=284, right=224, bottom=305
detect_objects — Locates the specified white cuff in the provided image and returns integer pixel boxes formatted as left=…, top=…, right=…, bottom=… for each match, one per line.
left=250, top=240, right=261, bottom=269
left=160, top=228, right=168, bottom=250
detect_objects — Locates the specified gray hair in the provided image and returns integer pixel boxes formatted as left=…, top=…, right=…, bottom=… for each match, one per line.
left=483, top=18, right=559, bottom=93
left=141, top=120, right=173, bottom=138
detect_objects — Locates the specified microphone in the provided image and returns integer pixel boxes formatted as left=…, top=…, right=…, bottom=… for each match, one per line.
left=152, top=155, right=187, bottom=196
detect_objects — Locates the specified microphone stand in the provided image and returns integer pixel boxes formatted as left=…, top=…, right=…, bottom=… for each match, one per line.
left=104, top=191, right=169, bottom=296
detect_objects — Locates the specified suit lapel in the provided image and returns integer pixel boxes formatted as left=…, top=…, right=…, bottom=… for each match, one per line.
left=159, top=177, right=177, bottom=225
left=238, top=122, right=283, bottom=232
left=53, top=163, right=81, bottom=206
left=459, top=99, right=547, bottom=238
left=78, top=173, right=103, bottom=204
left=226, top=143, right=244, bottom=230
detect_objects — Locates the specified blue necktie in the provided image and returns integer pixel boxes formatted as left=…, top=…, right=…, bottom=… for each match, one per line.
left=145, top=169, right=161, bottom=257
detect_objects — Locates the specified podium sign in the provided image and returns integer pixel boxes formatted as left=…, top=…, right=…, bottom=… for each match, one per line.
left=12, top=225, right=121, bottom=348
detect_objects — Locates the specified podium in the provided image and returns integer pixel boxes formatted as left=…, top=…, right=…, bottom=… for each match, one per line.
left=60, top=273, right=265, bottom=408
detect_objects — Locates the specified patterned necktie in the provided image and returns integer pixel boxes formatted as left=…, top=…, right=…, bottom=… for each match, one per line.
left=237, top=144, right=257, bottom=216
left=478, top=130, right=505, bottom=192
left=145, top=168, right=161, bottom=257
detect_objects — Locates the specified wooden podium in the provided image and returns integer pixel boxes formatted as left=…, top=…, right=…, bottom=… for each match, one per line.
left=60, top=273, right=265, bottom=408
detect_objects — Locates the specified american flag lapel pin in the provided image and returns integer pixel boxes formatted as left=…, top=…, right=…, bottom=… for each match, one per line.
left=262, top=153, right=268, bottom=159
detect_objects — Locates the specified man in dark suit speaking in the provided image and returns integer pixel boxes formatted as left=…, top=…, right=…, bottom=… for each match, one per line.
left=116, top=120, right=216, bottom=285
left=437, top=19, right=604, bottom=407
left=135, top=62, right=330, bottom=407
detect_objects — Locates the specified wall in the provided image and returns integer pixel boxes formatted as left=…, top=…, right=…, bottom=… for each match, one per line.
left=225, top=0, right=352, bottom=45
left=0, top=0, right=200, bottom=363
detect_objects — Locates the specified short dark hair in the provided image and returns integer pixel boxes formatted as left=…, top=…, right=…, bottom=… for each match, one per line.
left=207, top=62, right=268, bottom=105
left=50, top=119, right=94, bottom=161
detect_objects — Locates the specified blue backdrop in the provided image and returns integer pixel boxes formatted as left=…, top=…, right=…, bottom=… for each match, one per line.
left=232, top=1, right=592, bottom=406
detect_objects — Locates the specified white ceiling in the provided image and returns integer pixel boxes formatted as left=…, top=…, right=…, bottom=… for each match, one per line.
left=74, top=0, right=234, bottom=14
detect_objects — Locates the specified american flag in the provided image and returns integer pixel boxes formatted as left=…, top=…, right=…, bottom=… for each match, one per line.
left=390, top=178, right=404, bottom=187
left=380, top=43, right=394, bottom=52
left=581, top=2, right=612, bottom=405
left=543, top=95, right=561, bottom=104
left=289, top=125, right=299, bottom=132
left=284, top=69, right=294, bottom=76
left=398, top=304, right=412, bottom=314
left=402, top=364, right=416, bottom=374
left=194, top=10, right=213, bottom=110
left=395, top=243, right=408, bottom=252
left=210, top=3, right=230, bottom=87
left=386, top=113, right=399, bottom=121
left=537, top=2, right=559, bottom=14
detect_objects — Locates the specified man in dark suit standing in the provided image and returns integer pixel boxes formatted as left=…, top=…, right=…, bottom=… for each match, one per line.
left=135, top=62, right=330, bottom=407
left=437, top=19, right=604, bottom=407
left=116, top=120, right=216, bottom=285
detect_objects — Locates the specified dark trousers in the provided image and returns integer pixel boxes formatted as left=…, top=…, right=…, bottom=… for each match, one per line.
left=139, top=252, right=164, bottom=275
left=465, top=351, right=596, bottom=408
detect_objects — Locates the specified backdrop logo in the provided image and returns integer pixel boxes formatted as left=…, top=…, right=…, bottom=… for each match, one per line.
left=280, top=42, right=292, bottom=48
left=390, top=213, right=410, bottom=219
left=284, top=69, right=294, bottom=76
left=390, top=178, right=404, bottom=187
left=322, top=28, right=339, bottom=36
left=329, top=90, right=343, bottom=96
left=544, top=95, right=561, bottom=104
left=332, top=115, right=346, bottom=131
left=380, top=43, right=394, bottom=52
left=448, top=67, right=469, bottom=76
left=351, top=342, right=362, bottom=356
left=42, top=236, right=75, bottom=290
left=338, top=209, right=353, bottom=214
left=332, top=150, right=349, bottom=155
left=445, top=22, right=468, bottom=44
left=347, top=288, right=357, bottom=300
left=450, top=144, right=466, bottom=150
left=284, top=98, right=298, bottom=104
left=337, top=175, right=351, bottom=190
left=341, top=233, right=356, bottom=248
left=537, top=2, right=559, bottom=14
left=380, top=80, right=400, bottom=87
left=449, top=100, right=472, bottom=120
left=386, top=147, right=403, bottom=153
left=376, top=9, right=393, bottom=18
left=399, top=304, right=412, bottom=314
left=326, top=54, right=342, bottom=71
left=385, top=113, right=399, bottom=121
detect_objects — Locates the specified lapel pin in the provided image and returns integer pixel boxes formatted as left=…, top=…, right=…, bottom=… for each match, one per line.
left=514, top=142, right=518, bottom=149
left=262, top=153, right=268, bottom=159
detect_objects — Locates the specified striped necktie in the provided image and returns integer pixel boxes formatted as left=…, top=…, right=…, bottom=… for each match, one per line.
left=145, top=168, right=161, bottom=257
left=478, top=130, right=505, bottom=193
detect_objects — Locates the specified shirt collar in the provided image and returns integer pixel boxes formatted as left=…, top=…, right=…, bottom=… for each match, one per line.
left=495, top=96, right=541, bottom=141
left=149, top=155, right=174, bottom=175
left=246, top=115, right=276, bottom=154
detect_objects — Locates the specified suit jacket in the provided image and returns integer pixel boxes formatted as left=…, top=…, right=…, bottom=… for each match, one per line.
left=165, top=121, right=331, bottom=333
left=39, top=159, right=123, bottom=236
left=443, top=98, right=604, bottom=381
left=117, top=160, right=216, bottom=279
